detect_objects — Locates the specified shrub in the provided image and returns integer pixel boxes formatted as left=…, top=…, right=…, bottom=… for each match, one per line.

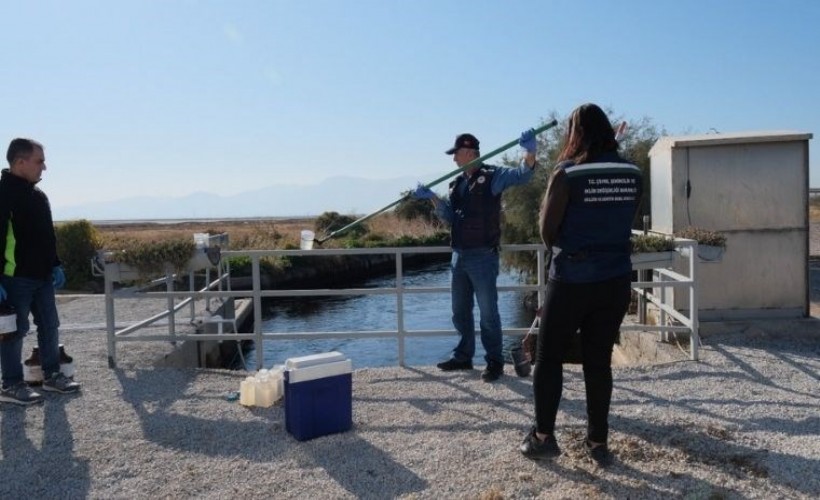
left=631, top=233, right=676, bottom=253
left=314, top=211, right=368, bottom=238
left=674, top=226, right=727, bottom=248
left=55, top=219, right=102, bottom=289
left=395, top=195, right=439, bottom=224
left=225, top=255, right=280, bottom=276
left=106, top=238, right=196, bottom=278
left=342, top=231, right=449, bottom=248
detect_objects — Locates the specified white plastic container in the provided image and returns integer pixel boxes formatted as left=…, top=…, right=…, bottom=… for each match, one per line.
left=254, top=377, right=276, bottom=408
left=239, top=376, right=257, bottom=406
left=272, top=365, right=285, bottom=400
left=193, top=233, right=209, bottom=249
left=239, top=368, right=285, bottom=408
left=300, top=230, right=315, bottom=250
left=269, top=367, right=284, bottom=401
left=22, top=345, right=76, bottom=383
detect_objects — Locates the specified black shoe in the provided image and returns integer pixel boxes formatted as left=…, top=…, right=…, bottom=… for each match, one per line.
left=481, top=361, right=503, bottom=382
left=520, top=427, right=560, bottom=460
left=437, top=358, right=473, bottom=371
left=584, top=439, right=613, bottom=467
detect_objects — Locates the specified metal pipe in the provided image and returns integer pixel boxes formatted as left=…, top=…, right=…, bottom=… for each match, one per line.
left=315, top=119, right=559, bottom=244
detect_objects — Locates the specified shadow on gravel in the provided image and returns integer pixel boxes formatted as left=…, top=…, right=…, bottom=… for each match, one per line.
left=301, top=435, right=428, bottom=498
left=359, top=366, right=545, bottom=433
left=0, top=395, right=90, bottom=499
left=609, top=413, right=819, bottom=496
left=610, top=364, right=820, bottom=496
left=114, top=368, right=428, bottom=498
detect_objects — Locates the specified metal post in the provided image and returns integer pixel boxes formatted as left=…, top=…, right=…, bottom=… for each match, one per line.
left=105, top=264, right=117, bottom=368
left=639, top=215, right=650, bottom=324
left=537, top=247, right=546, bottom=308
left=396, top=249, right=405, bottom=367
left=205, top=266, right=211, bottom=312
left=689, top=241, right=699, bottom=361
left=252, top=256, right=263, bottom=370
left=659, top=271, right=667, bottom=342
left=166, top=266, right=176, bottom=344
left=189, top=270, right=195, bottom=321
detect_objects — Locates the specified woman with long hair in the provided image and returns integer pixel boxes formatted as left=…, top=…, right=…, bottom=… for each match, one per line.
left=520, top=103, right=642, bottom=467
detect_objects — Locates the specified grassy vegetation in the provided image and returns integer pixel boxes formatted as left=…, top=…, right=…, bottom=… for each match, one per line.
left=89, top=213, right=446, bottom=282
left=94, top=213, right=442, bottom=251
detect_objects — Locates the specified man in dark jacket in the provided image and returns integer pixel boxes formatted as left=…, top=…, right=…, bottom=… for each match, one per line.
left=411, top=130, right=538, bottom=382
left=0, top=138, right=80, bottom=406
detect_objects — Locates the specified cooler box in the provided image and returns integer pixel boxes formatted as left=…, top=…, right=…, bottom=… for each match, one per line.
left=284, top=352, right=353, bottom=441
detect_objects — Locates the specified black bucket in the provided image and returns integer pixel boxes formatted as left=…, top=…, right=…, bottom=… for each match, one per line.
left=510, top=346, right=531, bottom=377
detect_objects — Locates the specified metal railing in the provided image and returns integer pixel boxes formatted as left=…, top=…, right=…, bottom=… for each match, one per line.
left=97, top=239, right=700, bottom=369
left=627, top=236, right=700, bottom=360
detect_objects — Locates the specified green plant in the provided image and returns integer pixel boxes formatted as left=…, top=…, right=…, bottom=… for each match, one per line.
left=106, top=238, right=196, bottom=278
left=394, top=195, right=439, bottom=224
left=675, top=226, right=727, bottom=248
left=342, top=231, right=450, bottom=248
left=314, top=211, right=368, bottom=238
left=55, top=219, right=102, bottom=289
left=631, top=233, right=676, bottom=253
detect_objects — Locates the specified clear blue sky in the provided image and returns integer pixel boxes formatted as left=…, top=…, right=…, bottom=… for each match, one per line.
left=1, top=0, right=818, bottom=216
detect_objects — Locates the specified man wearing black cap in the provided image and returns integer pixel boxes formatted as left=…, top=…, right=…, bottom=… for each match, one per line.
left=411, top=129, right=537, bottom=382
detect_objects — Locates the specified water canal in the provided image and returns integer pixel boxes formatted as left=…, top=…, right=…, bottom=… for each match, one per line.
left=243, top=262, right=536, bottom=369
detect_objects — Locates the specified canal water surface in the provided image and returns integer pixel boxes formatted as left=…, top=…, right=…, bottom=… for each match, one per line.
left=244, top=262, right=536, bottom=369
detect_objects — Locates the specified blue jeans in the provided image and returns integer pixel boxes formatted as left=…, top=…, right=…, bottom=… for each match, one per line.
left=0, top=276, right=61, bottom=388
left=450, top=248, right=503, bottom=365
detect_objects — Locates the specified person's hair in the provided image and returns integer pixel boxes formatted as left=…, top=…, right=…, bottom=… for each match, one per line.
left=557, top=103, right=618, bottom=164
left=6, top=138, right=43, bottom=166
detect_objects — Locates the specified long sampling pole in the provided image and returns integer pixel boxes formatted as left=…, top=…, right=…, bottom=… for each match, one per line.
left=315, top=119, right=559, bottom=244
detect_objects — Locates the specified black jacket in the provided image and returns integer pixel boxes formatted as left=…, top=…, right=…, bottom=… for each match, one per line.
left=0, top=169, right=60, bottom=281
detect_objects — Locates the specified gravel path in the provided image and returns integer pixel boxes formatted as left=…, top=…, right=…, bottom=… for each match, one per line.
left=1, top=292, right=818, bottom=499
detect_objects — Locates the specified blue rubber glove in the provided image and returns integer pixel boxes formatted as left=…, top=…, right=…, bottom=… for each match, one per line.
left=519, top=128, right=537, bottom=154
left=53, top=266, right=66, bottom=290
left=410, top=183, right=435, bottom=200
left=0, top=283, right=6, bottom=302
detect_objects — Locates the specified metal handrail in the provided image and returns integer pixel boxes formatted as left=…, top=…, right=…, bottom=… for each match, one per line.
left=100, top=240, right=700, bottom=368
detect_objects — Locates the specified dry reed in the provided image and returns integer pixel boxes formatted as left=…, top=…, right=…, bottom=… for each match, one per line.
left=95, top=213, right=441, bottom=250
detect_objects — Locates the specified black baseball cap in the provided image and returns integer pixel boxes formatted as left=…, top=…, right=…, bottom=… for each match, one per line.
left=445, top=133, right=479, bottom=155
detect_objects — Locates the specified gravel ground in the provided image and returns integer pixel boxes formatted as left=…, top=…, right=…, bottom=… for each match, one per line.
left=1, top=291, right=818, bottom=499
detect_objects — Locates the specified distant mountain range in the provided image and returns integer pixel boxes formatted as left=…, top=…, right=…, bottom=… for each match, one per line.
left=54, top=174, right=442, bottom=221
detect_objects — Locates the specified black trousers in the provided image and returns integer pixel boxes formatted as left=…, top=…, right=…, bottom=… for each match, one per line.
left=532, top=274, right=632, bottom=443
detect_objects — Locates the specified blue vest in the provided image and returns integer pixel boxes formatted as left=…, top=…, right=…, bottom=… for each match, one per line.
left=551, top=156, right=642, bottom=283
left=449, top=167, right=501, bottom=250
